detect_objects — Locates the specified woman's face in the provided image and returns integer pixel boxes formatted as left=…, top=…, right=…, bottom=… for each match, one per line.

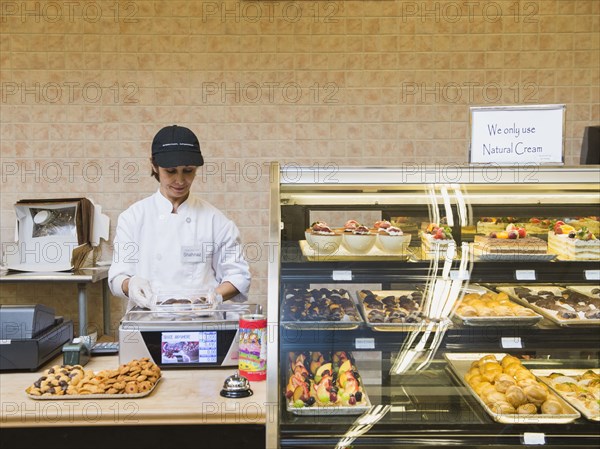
left=154, top=165, right=198, bottom=203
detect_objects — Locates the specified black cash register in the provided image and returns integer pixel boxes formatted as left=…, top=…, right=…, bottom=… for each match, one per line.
left=0, top=304, right=73, bottom=371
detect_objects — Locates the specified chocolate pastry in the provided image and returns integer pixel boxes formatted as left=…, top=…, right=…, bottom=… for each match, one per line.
left=534, top=298, right=557, bottom=309
left=381, top=296, right=397, bottom=306
left=368, top=310, right=385, bottom=323
left=556, top=308, right=578, bottom=319
left=584, top=309, right=600, bottom=319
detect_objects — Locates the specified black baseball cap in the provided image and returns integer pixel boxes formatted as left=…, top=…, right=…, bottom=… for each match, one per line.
left=151, top=125, right=204, bottom=168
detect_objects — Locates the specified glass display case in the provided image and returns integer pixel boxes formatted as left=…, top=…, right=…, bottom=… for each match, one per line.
left=265, top=163, right=600, bottom=448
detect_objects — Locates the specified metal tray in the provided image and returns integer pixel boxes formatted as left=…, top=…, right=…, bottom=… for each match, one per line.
left=299, top=240, right=414, bottom=261
left=281, top=289, right=364, bottom=331
left=472, top=244, right=556, bottom=262
left=357, top=289, right=428, bottom=332
left=444, top=353, right=581, bottom=424
left=285, top=361, right=371, bottom=416
left=566, top=285, right=600, bottom=299
left=496, top=285, right=600, bottom=327
left=532, top=368, right=600, bottom=422
left=27, top=377, right=161, bottom=400
left=453, top=285, right=543, bottom=327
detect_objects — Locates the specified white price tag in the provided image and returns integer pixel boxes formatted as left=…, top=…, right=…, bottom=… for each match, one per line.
left=501, top=337, right=523, bottom=349
left=332, top=270, right=352, bottom=281
left=355, top=338, right=375, bottom=349
left=450, top=269, right=470, bottom=281
left=523, top=432, right=546, bottom=445
left=0, top=340, right=11, bottom=345
left=584, top=270, right=600, bottom=281
left=515, top=270, right=536, bottom=281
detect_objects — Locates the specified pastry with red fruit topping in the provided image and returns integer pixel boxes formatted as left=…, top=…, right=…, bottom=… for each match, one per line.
left=373, top=220, right=392, bottom=231
left=342, top=219, right=360, bottom=232
left=421, top=224, right=455, bottom=258
left=474, top=224, right=547, bottom=255
left=548, top=226, right=600, bottom=260
left=476, top=217, right=519, bottom=234
left=304, top=221, right=342, bottom=254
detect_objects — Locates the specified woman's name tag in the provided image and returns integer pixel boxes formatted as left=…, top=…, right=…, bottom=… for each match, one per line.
left=181, top=246, right=203, bottom=263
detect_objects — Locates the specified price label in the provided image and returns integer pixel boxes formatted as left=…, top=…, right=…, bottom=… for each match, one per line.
left=450, top=269, right=470, bottom=281
left=501, top=337, right=523, bottom=349
left=355, top=338, right=375, bottom=349
left=585, top=270, right=600, bottom=281
left=515, top=270, right=536, bottom=281
left=332, top=270, right=352, bottom=281
left=0, top=340, right=10, bottom=345
left=522, top=432, right=546, bottom=445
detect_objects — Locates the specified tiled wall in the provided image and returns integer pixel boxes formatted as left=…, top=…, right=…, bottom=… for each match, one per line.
left=1, top=1, right=598, bottom=335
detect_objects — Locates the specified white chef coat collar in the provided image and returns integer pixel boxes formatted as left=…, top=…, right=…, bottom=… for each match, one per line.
left=154, top=189, right=192, bottom=214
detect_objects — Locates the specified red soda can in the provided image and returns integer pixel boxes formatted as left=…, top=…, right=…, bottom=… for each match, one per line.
left=238, top=314, right=267, bottom=381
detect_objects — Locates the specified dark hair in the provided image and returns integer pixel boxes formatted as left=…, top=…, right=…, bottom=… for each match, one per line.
left=150, top=158, right=159, bottom=181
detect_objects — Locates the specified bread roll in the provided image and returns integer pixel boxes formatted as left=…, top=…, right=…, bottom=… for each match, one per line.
left=517, top=403, right=537, bottom=415
left=501, top=355, right=521, bottom=368
left=541, top=400, right=563, bottom=415
left=517, top=378, right=539, bottom=389
left=488, top=400, right=516, bottom=414
left=514, top=368, right=536, bottom=382
left=474, top=381, right=493, bottom=396
left=505, top=385, right=528, bottom=408
left=504, top=363, right=523, bottom=377
left=524, top=384, right=548, bottom=407
left=494, top=373, right=517, bottom=393
left=485, top=391, right=507, bottom=405
left=458, top=305, right=477, bottom=317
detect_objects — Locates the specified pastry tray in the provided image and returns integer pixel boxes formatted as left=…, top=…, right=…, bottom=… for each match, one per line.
left=285, top=375, right=371, bottom=416
left=452, top=285, right=543, bottom=327
left=281, top=289, right=364, bottom=331
left=532, top=368, right=600, bottom=422
left=27, top=377, right=161, bottom=400
left=444, top=353, right=580, bottom=424
left=565, top=285, right=600, bottom=299
left=357, top=289, right=429, bottom=332
left=496, top=285, right=600, bottom=327
left=472, top=244, right=556, bottom=262
left=299, top=240, right=414, bottom=261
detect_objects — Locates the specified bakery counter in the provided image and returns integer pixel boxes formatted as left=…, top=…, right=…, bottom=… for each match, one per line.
left=0, top=355, right=268, bottom=428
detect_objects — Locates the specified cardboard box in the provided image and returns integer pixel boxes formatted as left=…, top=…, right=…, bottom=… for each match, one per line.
left=4, top=198, right=109, bottom=272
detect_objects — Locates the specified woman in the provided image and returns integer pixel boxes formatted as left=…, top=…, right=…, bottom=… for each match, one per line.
left=108, top=125, right=251, bottom=309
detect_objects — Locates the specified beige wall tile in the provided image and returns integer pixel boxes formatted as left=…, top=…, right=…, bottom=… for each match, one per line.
left=0, top=0, right=597, bottom=328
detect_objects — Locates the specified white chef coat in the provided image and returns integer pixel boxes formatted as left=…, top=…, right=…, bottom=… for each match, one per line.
left=108, top=190, right=251, bottom=302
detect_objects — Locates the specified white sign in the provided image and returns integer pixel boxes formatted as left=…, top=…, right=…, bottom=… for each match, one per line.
left=470, top=104, right=565, bottom=165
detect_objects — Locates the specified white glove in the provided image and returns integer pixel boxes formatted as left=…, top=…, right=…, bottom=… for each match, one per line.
left=128, top=276, right=155, bottom=309
left=208, top=290, right=223, bottom=306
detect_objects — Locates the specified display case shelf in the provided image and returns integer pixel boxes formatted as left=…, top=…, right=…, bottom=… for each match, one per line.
left=266, top=164, right=600, bottom=448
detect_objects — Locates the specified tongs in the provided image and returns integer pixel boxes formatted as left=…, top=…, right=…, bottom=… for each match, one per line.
left=391, top=243, right=471, bottom=375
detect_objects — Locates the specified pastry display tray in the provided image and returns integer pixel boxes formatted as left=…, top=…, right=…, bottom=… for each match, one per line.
left=281, top=289, right=364, bottom=331
left=452, top=285, right=543, bottom=327
left=299, top=240, right=414, bottom=261
left=472, top=245, right=556, bottom=262
left=356, top=289, right=430, bottom=332
left=496, top=285, right=600, bottom=327
left=532, top=368, right=600, bottom=422
left=444, top=353, right=580, bottom=424
left=27, top=377, right=161, bottom=400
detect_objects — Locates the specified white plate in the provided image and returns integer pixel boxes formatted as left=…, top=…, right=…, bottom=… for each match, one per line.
left=444, top=353, right=581, bottom=424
